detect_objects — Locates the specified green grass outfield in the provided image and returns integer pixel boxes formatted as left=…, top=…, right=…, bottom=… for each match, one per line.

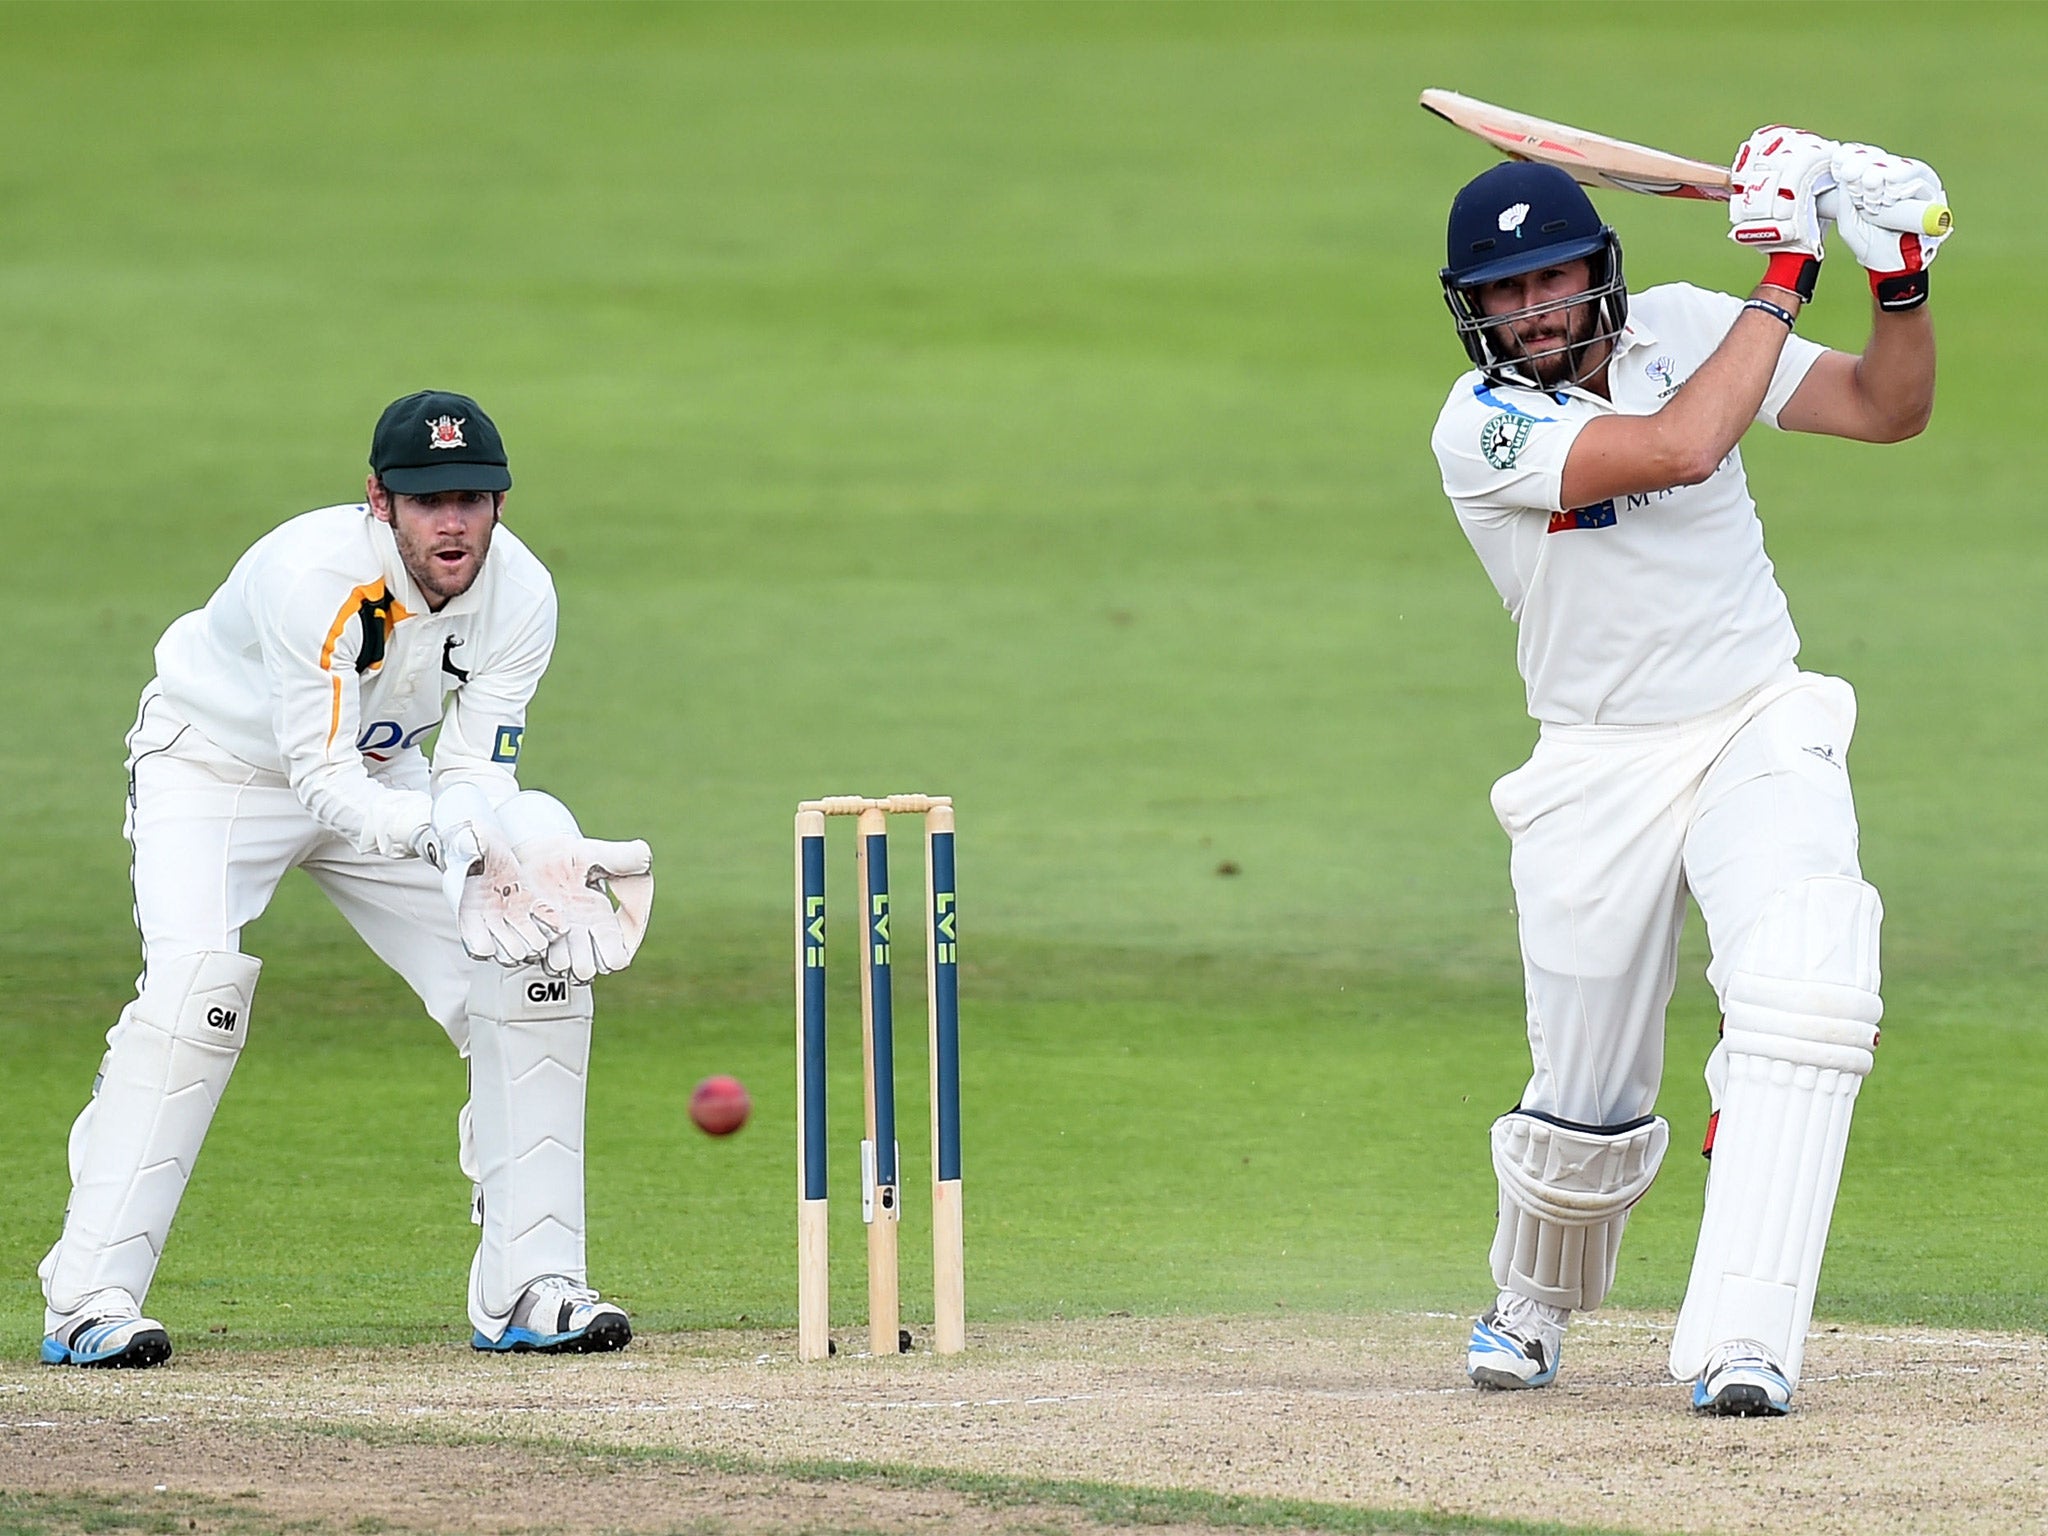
left=3, top=0, right=2044, bottom=1364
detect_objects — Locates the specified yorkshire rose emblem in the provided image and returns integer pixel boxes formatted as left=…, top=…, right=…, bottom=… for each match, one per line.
left=1498, top=202, right=1530, bottom=235
left=426, top=415, right=467, bottom=450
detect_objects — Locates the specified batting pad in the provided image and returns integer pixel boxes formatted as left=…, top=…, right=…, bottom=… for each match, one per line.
left=40, top=950, right=260, bottom=1323
left=1490, top=1110, right=1669, bottom=1312
left=465, top=963, right=593, bottom=1339
left=1670, top=876, right=1882, bottom=1387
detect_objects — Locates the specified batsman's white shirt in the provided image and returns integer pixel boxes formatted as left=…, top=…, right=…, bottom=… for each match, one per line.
left=1432, top=283, right=1829, bottom=726
left=152, top=503, right=556, bottom=853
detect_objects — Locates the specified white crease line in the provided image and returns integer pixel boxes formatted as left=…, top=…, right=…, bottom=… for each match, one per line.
left=20, top=1348, right=2038, bottom=1433
left=1421, top=1309, right=2048, bottom=1353
left=390, top=1385, right=1473, bottom=1417
left=853, top=1393, right=1115, bottom=1409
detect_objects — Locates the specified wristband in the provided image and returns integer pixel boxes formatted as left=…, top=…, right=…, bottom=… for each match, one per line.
left=1744, top=297, right=1796, bottom=329
left=1873, top=269, right=1930, bottom=311
left=1762, top=251, right=1820, bottom=301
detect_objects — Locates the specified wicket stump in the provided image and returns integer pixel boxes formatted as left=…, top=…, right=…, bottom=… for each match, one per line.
left=795, top=794, right=963, bottom=1361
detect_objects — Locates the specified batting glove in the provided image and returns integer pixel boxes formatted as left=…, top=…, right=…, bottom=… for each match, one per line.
left=1729, top=126, right=1837, bottom=299
left=1830, top=143, right=1948, bottom=309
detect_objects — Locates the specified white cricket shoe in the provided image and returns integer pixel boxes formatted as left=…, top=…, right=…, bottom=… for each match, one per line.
left=1466, top=1290, right=1567, bottom=1390
left=472, top=1275, right=632, bottom=1355
left=1692, top=1338, right=1793, bottom=1416
left=41, top=1288, right=172, bottom=1369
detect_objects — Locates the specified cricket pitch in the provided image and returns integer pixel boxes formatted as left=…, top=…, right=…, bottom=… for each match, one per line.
left=3, top=1311, right=2042, bottom=1535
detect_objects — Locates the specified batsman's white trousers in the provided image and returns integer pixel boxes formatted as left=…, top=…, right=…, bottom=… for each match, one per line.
left=1490, top=669, right=1866, bottom=1127
left=42, top=688, right=475, bottom=1330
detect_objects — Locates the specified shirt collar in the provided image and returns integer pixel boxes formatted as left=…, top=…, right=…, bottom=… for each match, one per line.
left=1613, top=310, right=1656, bottom=353
left=1547, top=314, right=1657, bottom=408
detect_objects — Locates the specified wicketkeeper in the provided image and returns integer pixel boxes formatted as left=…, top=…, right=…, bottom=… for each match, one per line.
left=39, top=390, right=654, bottom=1368
left=1431, top=132, right=1945, bottom=1413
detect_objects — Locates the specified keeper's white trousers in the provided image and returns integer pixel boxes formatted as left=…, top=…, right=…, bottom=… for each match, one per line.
left=1490, top=669, right=1866, bottom=1127
left=41, top=688, right=476, bottom=1330
left=117, top=688, right=475, bottom=1036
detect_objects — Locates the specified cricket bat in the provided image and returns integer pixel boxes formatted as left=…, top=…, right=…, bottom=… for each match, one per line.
left=1419, top=89, right=1951, bottom=237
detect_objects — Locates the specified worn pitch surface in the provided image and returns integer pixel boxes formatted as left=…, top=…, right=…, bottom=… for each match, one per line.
left=5, top=1313, right=2042, bottom=1536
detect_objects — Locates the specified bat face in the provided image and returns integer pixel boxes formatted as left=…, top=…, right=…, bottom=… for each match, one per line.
left=1420, top=89, right=1730, bottom=203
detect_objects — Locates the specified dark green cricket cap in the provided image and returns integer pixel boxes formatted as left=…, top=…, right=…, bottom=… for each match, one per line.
left=370, top=390, right=512, bottom=494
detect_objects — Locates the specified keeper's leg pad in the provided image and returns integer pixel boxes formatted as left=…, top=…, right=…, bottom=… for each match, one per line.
left=1490, top=1110, right=1669, bottom=1312
left=40, top=951, right=260, bottom=1324
left=465, top=964, right=593, bottom=1339
left=1670, top=875, right=1882, bottom=1389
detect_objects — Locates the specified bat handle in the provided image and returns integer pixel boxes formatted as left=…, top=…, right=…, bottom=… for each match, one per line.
left=1815, top=187, right=1952, bottom=238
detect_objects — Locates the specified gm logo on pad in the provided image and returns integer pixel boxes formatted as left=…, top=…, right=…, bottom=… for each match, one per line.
left=491, top=725, right=524, bottom=763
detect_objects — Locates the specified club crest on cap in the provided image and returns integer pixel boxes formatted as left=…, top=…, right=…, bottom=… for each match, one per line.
left=1498, top=202, right=1531, bottom=235
left=426, top=415, right=467, bottom=450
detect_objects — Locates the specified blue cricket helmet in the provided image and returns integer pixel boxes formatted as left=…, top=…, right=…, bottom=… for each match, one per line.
left=1440, top=161, right=1628, bottom=387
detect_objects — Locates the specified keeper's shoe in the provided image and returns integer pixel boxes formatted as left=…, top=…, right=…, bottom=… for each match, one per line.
left=1466, top=1299, right=1562, bottom=1390
left=1692, top=1338, right=1793, bottom=1417
left=472, top=1275, right=632, bottom=1355
left=41, top=1289, right=172, bottom=1369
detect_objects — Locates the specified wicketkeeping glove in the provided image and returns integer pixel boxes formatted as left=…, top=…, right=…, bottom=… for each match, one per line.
left=420, top=795, right=560, bottom=967
left=519, top=835, right=655, bottom=984
left=1830, top=142, right=1949, bottom=310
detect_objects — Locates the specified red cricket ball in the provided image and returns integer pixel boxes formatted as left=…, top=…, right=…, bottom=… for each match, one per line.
left=689, top=1075, right=751, bottom=1136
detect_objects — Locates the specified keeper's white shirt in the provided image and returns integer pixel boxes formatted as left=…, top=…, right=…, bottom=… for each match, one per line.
left=151, top=503, right=557, bottom=857
left=1432, top=282, right=1828, bottom=726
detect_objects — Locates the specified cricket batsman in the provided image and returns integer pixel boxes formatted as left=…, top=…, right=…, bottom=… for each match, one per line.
left=1431, top=132, right=1945, bottom=1413
left=39, top=390, right=654, bottom=1367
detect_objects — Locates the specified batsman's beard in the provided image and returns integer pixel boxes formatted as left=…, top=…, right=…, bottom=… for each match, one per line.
left=1492, top=295, right=1611, bottom=391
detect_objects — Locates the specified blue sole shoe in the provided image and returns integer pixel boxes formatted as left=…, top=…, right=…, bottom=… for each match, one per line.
left=471, top=1312, right=631, bottom=1354
left=472, top=1278, right=631, bottom=1355
left=1467, top=1308, right=1558, bottom=1390
left=1693, top=1341, right=1792, bottom=1416
left=42, top=1318, right=172, bottom=1369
